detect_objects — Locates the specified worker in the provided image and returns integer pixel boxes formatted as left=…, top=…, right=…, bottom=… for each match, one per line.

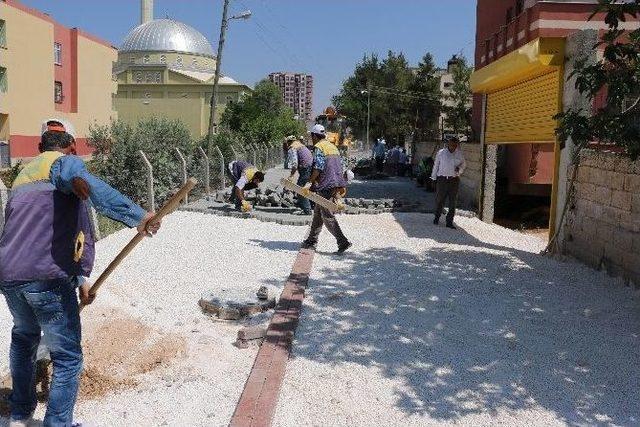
left=301, top=124, right=352, bottom=253
left=227, top=160, right=265, bottom=212
left=0, top=119, right=160, bottom=427
left=431, top=136, right=466, bottom=229
left=286, top=135, right=314, bottom=215
left=372, top=138, right=386, bottom=172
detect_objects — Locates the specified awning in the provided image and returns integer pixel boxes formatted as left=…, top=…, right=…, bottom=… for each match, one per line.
left=470, top=37, right=565, bottom=94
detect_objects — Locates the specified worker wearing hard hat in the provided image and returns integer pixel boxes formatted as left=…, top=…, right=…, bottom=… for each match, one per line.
left=301, top=124, right=352, bottom=253
left=227, top=160, right=265, bottom=212
left=0, top=119, right=160, bottom=427
left=285, top=135, right=314, bottom=215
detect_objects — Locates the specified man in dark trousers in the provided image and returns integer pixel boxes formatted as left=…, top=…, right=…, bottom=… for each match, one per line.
left=285, top=135, right=314, bottom=214
left=0, top=119, right=160, bottom=427
left=301, top=124, right=352, bottom=253
left=431, top=136, right=466, bottom=229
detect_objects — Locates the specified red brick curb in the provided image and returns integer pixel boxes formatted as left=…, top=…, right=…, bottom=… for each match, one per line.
left=229, top=248, right=315, bottom=427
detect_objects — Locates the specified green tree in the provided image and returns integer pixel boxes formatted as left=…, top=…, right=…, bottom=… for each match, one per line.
left=89, top=117, right=197, bottom=207
left=221, top=80, right=305, bottom=147
left=333, top=51, right=442, bottom=145
left=555, top=0, right=640, bottom=159
left=443, top=56, right=473, bottom=135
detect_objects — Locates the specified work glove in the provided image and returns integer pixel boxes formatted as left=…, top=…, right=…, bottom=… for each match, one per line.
left=301, top=183, right=312, bottom=197
left=241, top=200, right=252, bottom=212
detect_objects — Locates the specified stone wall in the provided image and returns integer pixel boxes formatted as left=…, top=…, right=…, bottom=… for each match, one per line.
left=563, top=149, right=640, bottom=285
left=460, top=143, right=483, bottom=210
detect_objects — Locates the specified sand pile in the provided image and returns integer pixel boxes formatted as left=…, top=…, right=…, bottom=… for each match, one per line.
left=79, top=309, right=187, bottom=400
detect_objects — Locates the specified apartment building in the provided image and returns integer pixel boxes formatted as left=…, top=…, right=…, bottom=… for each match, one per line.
left=268, top=72, right=313, bottom=122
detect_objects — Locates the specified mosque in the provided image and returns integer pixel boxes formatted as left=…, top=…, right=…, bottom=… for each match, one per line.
left=113, top=0, right=251, bottom=138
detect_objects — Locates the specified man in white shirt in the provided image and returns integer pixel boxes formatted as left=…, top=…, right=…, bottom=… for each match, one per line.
left=431, top=137, right=466, bottom=229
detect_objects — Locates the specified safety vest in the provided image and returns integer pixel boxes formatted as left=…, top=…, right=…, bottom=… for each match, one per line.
left=290, top=141, right=313, bottom=168
left=314, top=139, right=347, bottom=192
left=0, top=152, right=95, bottom=282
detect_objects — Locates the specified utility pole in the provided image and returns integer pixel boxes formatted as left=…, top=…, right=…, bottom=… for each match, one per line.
left=207, top=0, right=230, bottom=154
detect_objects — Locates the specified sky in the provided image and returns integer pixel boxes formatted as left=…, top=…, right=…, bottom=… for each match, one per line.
left=19, top=0, right=477, bottom=116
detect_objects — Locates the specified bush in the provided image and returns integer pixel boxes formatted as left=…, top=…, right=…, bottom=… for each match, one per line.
left=89, top=117, right=198, bottom=207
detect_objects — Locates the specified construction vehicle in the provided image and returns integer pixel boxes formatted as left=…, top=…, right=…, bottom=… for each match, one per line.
left=315, top=107, right=352, bottom=154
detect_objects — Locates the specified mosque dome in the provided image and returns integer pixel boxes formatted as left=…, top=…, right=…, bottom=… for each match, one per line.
left=121, top=19, right=215, bottom=58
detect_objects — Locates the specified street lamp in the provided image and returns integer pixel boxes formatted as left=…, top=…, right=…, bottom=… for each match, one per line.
left=207, top=2, right=252, bottom=154
left=361, top=89, right=371, bottom=149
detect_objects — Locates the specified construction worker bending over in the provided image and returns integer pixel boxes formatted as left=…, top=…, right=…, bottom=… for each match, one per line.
left=227, top=160, right=265, bottom=212
left=301, top=124, right=352, bottom=253
left=0, top=119, right=160, bottom=427
left=285, top=135, right=314, bottom=215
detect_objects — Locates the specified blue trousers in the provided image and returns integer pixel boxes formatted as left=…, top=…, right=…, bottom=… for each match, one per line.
left=296, top=166, right=312, bottom=213
left=1, top=277, right=82, bottom=427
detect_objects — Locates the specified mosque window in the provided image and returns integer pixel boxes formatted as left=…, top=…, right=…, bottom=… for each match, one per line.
left=143, top=55, right=150, bottom=64
left=0, top=67, right=7, bottom=93
left=192, top=58, right=198, bottom=68
left=0, top=20, right=7, bottom=48
left=130, top=56, right=135, bottom=64
left=176, top=56, right=183, bottom=66
left=135, top=72, right=143, bottom=83
left=155, top=73, right=162, bottom=83
left=226, top=95, right=234, bottom=106
left=160, top=55, right=166, bottom=64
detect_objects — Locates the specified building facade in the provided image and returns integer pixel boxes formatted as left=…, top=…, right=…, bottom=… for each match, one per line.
left=113, top=0, right=251, bottom=138
left=470, top=0, right=638, bottom=238
left=437, top=55, right=473, bottom=139
left=0, top=0, right=117, bottom=162
left=268, top=72, right=313, bottom=122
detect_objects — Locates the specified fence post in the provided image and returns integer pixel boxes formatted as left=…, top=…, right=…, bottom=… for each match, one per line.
left=198, top=146, right=211, bottom=195
left=174, top=147, right=188, bottom=204
left=262, top=142, right=270, bottom=169
left=214, top=145, right=226, bottom=190
left=251, top=144, right=258, bottom=168
left=138, top=150, right=155, bottom=212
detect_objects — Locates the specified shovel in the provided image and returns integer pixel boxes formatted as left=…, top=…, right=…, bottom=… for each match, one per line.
left=25, top=178, right=198, bottom=389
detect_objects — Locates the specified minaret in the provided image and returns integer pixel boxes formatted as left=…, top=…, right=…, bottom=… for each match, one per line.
left=141, top=0, right=154, bottom=24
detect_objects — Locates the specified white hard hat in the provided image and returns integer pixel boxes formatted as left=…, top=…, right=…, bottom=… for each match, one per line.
left=310, top=124, right=325, bottom=135
left=41, top=118, right=76, bottom=139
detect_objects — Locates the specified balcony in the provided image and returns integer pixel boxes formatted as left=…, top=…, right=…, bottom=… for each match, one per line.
left=477, top=0, right=606, bottom=70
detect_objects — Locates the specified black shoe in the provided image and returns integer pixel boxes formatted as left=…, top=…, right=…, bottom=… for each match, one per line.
left=433, top=217, right=439, bottom=225
left=301, top=241, right=317, bottom=250
left=446, top=223, right=456, bottom=230
left=337, top=241, right=352, bottom=254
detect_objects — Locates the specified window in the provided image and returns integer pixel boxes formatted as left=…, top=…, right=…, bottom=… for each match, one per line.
left=130, top=55, right=135, bottom=64
left=143, top=55, right=150, bottom=64
left=0, top=20, right=6, bottom=48
left=516, top=0, right=524, bottom=16
left=54, top=43, right=62, bottom=65
left=226, top=95, right=234, bottom=106
left=54, top=81, right=63, bottom=103
left=160, top=54, right=166, bottom=64
left=176, top=56, right=183, bottom=66
left=192, top=58, right=198, bottom=67
left=0, top=67, right=7, bottom=93
left=135, top=72, right=143, bottom=83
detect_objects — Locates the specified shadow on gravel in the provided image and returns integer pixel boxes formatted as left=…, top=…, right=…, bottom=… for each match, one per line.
left=285, top=216, right=640, bottom=425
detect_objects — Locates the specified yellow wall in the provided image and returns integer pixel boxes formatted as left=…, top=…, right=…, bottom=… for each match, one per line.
left=0, top=1, right=116, bottom=158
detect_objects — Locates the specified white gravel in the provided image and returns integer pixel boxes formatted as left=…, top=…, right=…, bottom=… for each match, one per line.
left=0, top=211, right=305, bottom=427
left=273, top=213, right=640, bottom=427
left=1, top=211, right=638, bottom=427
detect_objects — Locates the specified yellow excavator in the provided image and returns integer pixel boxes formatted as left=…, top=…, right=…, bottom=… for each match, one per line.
left=315, top=107, right=352, bottom=154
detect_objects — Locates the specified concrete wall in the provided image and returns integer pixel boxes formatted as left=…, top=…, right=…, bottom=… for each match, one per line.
left=563, top=150, right=640, bottom=286
left=412, top=140, right=482, bottom=211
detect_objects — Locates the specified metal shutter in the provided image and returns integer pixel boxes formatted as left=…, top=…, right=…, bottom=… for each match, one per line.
left=485, top=71, right=560, bottom=144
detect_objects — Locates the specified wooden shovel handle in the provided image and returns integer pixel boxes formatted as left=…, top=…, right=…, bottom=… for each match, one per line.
left=84, top=177, right=198, bottom=301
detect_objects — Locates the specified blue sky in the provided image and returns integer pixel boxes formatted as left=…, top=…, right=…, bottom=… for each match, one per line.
left=20, top=0, right=477, bottom=115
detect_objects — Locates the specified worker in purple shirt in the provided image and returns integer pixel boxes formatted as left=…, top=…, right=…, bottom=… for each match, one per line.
left=285, top=135, right=314, bottom=215
left=0, top=119, right=160, bottom=427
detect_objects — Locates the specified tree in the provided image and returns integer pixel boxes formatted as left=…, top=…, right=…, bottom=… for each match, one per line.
left=333, top=51, right=442, bottom=145
left=443, top=56, right=473, bottom=136
left=89, top=117, right=197, bottom=207
left=555, top=0, right=640, bottom=159
left=221, top=80, right=305, bottom=147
